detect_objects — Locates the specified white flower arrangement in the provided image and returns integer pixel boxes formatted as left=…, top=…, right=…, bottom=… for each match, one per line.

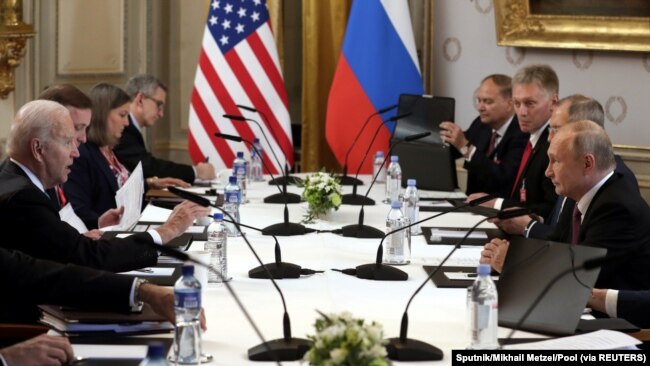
left=303, top=311, right=389, bottom=366
left=299, top=172, right=342, bottom=223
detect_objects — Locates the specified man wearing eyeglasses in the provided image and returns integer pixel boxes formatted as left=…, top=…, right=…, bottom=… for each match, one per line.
left=114, top=74, right=215, bottom=184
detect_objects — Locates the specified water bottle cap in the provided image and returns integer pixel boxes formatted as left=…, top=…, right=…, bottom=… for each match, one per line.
left=477, top=264, right=491, bottom=276
left=146, top=342, right=165, bottom=359
left=253, top=138, right=260, bottom=143
left=390, top=155, right=399, bottom=162
left=213, top=213, right=224, bottom=220
left=229, top=175, right=237, bottom=184
left=182, top=265, right=195, bottom=276
left=376, top=151, right=384, bottom=157
left=407, top=179, right=416, bottom=186
left=391, top=200, right=401, bottom=209
left=236, top=151, right=244, bottom=158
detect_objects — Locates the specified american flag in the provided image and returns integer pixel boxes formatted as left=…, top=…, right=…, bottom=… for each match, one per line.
left=188, top=0, right=293, bottom=174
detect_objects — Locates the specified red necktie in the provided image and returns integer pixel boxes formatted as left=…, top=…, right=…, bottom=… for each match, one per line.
left=486, top=131, right=498, bottom=157
left=56, top=185, right=67, bottom=206
left=511, top=141, right=532, bottom=198
left=571, top=205, right=582, bottom=245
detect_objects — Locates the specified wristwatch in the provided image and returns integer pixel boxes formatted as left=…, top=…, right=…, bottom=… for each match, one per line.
left=134, top=278, right=150, bottom=304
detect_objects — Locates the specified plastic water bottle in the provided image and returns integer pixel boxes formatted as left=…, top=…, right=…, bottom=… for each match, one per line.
left=173, top=265, right=202, bottom=364
left=468, top=264, right=499, bottom=350
left=204, top=213, right=227, bottom=283
left=250, top=138, right=264, bottom=182
left=402, top=179, right=420, bottom=235
left=223, top=176, right=241, bottom=237
left=232, top=151, right=248, bottom=203
left=384, top=155, right=402, bottom=204
left=373, top=151, right=386, bottom=183
left=139, top=342, right=169, bottom=365
left=384, top=200, right=410, bottom=265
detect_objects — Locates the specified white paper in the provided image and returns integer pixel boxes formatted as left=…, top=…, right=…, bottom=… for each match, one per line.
left=503, top=329, right=641, bottom=350
left=429, top=229, right=488, bottom=240
left=59, top=203, right=88, bottom=233
left=116, top=233, right=133, bottom=239
left=185, top=225, right=206, bottom=234
left=419, top=200, right=454, bottom=208
left=445, top=271, right=499, bottom=281
left=419, top=190, right=467, bottom=200
left=72, top=344, right=149, bottom=360
left=114, top=162, right=144, bottom=231
left=119, top=267, right=175, bottom=277
left=132, top=224, right=149, bottom=232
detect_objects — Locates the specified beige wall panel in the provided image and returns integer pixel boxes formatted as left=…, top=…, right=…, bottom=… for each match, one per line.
left=57, top=0, right=125, bottom=75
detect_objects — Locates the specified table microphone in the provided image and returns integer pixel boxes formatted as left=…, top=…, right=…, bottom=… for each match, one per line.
left=342, top=112, right=412, bottom=206
left=166, top=188, right=311, bottom=361
left=333, top=194, right=498, bottom=281
left=215, top=133, right=313, bottom=236
left=339, top=131, right=432, bottom=238
left=385, top=207, right=531, bottom=361
left=222, top=218, right=323, bottom=279
left=338, top=104, right=398, bottom=186
left=136, top=234, right=281, bottom=365
left=232, top=105, right=300, bottom=187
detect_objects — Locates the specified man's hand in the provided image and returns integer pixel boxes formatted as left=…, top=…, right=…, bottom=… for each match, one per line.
left=139, top=283, right=207, bottom=331
left=479, top=238, right=510, bottom=273
left=491, top=214, right=532, bottom=236
left=98, top=206, right=124, bottom=228
left=0, top=334, right=74, bottom=366
left=466, top=192, right=496, bottom=208
left=149, top=177, right=191, bottom=189
left=196, top=162, right=216, bottom=180
left=155, top=201, right=211, bottom=244
left=439, top=121, right=469, bottom=151
left=587, top=288, right=607, bottom=314
left=83, top=229, right=104, bottom=240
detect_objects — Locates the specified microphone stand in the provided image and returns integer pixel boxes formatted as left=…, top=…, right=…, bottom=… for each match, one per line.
left=231, top=106, right=300, bottom=186
left=215, top=133, right=312, bottom=236
left=223, top=114, right=301, bottom=204
left=166, top=188, right=311, bottom=361
left=384, top=208, right=531, bottom=360
left=334, top=194, right=498, bottom=281
left=340, top=131, right=431, bottom=238
left=337, top=104, right=398, bottom=186
left=341, top=112, right=410, bottom=206
left=222, top=218, right=323, bottom=279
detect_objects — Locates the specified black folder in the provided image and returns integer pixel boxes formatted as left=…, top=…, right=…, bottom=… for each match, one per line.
left=421, top=226, right=504, bottom=246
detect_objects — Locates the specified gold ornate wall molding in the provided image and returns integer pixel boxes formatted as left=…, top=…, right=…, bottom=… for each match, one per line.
left=0, top=0, right=34, bottom=99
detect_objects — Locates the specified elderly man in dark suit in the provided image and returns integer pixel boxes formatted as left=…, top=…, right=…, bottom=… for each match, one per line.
left=439, top=74, right=528, bottom=197
left=482, top=121, right=650, bottom=291
left=114, top=74, right=215, bottom=183
left=468, top=65, right=559, bottom=220
left=0, top=100, right=209, bottom=272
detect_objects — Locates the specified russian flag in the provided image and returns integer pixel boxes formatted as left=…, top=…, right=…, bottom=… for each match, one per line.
left=326, top=0, right=424, bottom=174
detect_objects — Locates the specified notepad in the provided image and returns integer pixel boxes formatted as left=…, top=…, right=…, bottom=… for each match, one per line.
left=73, top=344, right=149, bottom=359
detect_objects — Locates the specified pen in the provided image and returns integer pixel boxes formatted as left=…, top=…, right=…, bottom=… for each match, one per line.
left=205, top=156, right=210, bottom=163
left=134, top=268, right=153, bottom=273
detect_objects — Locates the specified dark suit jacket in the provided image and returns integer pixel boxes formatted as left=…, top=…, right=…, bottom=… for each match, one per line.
left=63, top=142, right=122, bottom=229
left=550, top=172, right=650, bottom=290
left=0, top=160, right=158, bottom=272
left=455, top=116, right=528, bottom=197
left=114, top=115, right=195, bottom=182
left=0, top=247, right=133, bottom=323
left=617, top=290, right=650, bottom=328
left=528, top=155, right=639, bottom=240
left=502, top=126, right=557, bottom=220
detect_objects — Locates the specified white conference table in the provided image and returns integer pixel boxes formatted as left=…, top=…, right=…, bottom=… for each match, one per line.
left=139, top=174, right=540, bottom=365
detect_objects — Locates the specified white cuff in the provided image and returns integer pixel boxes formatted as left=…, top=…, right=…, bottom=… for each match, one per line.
left=147, top=229, right=163, bottom=245
left=0, top=353, right=7, bottom=366
left=605, top=289, right=619, bottom=318
left=493, top=198, right=504, bottom=210
left=129, top=278, right=138, bottom=308
left=465, top=146, right=477, bottom=162
left=523, top=220, right=537, bottom=238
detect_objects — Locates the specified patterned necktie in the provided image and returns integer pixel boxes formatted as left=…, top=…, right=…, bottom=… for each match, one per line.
left=571, top=205, right=582, bottom=245
left=486, top=131, right=498, bottom=157
left=511, top=141, right=532, bottom=198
